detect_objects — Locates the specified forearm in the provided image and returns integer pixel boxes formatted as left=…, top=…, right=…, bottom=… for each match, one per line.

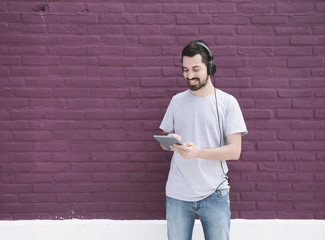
left=197, top=144, right=241, bottom=161
left=171, top=133, right=242, bottom=160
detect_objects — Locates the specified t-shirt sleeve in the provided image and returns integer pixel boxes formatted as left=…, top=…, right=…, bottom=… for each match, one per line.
left=225, top=97, right=248, bottom=137
left=159, top=97, right=175, bottom=134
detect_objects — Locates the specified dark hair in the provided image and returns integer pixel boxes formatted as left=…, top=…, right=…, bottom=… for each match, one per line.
left=181, top=40, right=212, bottom=66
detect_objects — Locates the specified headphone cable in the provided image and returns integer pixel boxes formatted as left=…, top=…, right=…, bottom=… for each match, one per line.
left=213, top=76, right=230, bottom=188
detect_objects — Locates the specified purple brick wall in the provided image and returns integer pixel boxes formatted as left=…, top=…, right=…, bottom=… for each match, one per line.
left=0, top=0, right=324, bottom=220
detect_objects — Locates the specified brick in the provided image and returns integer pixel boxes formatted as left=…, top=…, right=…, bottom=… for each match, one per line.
left=259, top=162, right=294, bottom=172
left=275, top=47, right=313, bottom=56
left=277, top=89, right=313, bottom=98
left=49, top=47, right=87, bottom=56
left=291, top=79, right=325, bottom=88
left=87, top=3, right=123, bottom=13
left=85, top=110, right=123, bottom=120
left=276, top=3, right=314, bottom=13
left=61, top=14, right=97, bottom=23
left=292, top=120, right=325, bottom=130
left=200, top=4, right=236, bottom=13
left=199, top=26, right=234, bottom=35
left=252, top=15, right=288, bottom=24
left=241, top=192, right=276, bottom=201
left=125, top=68, right=161, bottom=77
left=88, top=67, right=123, bottom=77
left=274, top=68, right=310, bottom=77
left=139, top=36, right=175, bottom=45
left=294, top=142, right=325, bottom=151
left=293, top=99, right=325, bottom=108
left=177, top=15, right=211, bottom=24
left=242, top=110, right=273, bottom=119
left=278, top=173, right=314, bottom=182
left=277, top=109, right=313, bottom=119
left=11, top=67, right=48, bottom=77
left=49, top=24, right=87, bottom=34
left=60, top=36, right=100, bottom=45
left=89, top=130, right=127, bottom=141
left=53, top=88, right=90, bottom=98
left=293, top=182, right=325, bottom=192
left=61, top=56, right=98, bottom=66
left=257, top=142, right=292, bottom=151
left=290, top=36, right=315, bottom=45
left=100, top=57, right=135, bottom=66
left=20, top=33, right=57, bottom=45
left=162, top=4, right=198, bottom=14
left=250, top=58, right=286, bottom=67
left=313, top=68, right=325, bottom=77
left=0, top=99, right=27, bottom=109
left=238, top=47, right=273, bottom=57
left=22, top=56, right=59, bottom=66
left=214, top=15, right=250, bottom=25
left=0, top=56, right=20, bottom=65
left=253, top=37, right=289, bottom=46
left=53, top=131, right=89, bottom=140
left=256, top=183, right=291, bottom=192
left=238, top=4, right=274, bottom=14
left=1, top=204, right=34, bottom=213
left=91, top=89, right=129, bottom=98
left=275, top=26, right=313, bottom=35
left=288, top=57, right=324, bottom=68
left=257, top=202, right=293, bottom=210
left=99, top=14, right=137, bottom=24
left=33, top=142, right=69, bottom=152
left=255, top=99, right=291, bottom=108
left=216, top=36, right=251, bottom=46
left=237, top=26, right=274, bottom=35
left=294, top=202, right=324, bottom=211
left=14, top=132, right=51, bottom=141
left=21, top=13, right=59, bottom=23
left=10, top=110, right=48, bottom=120
left=34, top=203, right=70, bottom=213
left=86, top=24, right=124, bottom=35
left=48, top=111, right=84, bottom=120
left=0, top=13, right=20, bottom=23
left=138, top=15, right=175, bottom=24
left=215, top=58, right=247, bottom=67
left=290, top=15, right=325, bottom=24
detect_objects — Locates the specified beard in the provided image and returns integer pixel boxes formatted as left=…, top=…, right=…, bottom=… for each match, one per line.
left=186, top=75, right=209, bottom=91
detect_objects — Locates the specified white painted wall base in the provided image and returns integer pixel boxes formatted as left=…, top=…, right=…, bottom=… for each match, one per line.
left=1, top=219, right=324, bottom=240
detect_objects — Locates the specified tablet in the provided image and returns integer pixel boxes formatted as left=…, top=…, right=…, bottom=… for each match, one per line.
left=153, top=135, right=182, bottom=151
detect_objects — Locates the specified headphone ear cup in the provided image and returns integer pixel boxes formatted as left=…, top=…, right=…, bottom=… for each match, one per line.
left=207, top=63, right=216, bottom=75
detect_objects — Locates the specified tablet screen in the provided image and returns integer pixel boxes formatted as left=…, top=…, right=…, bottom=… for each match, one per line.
left=153, top=135, right=182, bottom=151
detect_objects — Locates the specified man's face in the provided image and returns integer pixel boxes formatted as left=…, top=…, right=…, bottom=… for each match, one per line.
left=182, top=54, right=209, bottom=91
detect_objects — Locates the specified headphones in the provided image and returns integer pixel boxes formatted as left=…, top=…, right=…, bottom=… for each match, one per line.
left=182, top=41, right=217, bottom=76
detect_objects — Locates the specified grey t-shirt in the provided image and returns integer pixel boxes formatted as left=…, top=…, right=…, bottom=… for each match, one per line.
left=160, top=89, right=247, bottom=201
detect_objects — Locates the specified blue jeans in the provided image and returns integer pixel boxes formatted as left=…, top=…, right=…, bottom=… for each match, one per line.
left=166, top=189, right=230, bottom=240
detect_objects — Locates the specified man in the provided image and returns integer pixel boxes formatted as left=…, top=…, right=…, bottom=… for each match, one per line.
left=159, top=40, right=247, bottom=240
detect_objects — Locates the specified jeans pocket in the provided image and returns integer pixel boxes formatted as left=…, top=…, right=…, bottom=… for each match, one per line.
left=214, top=189, right=229, bottom=199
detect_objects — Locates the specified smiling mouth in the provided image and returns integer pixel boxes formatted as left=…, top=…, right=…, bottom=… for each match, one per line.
left=187, top=78, right=199, bottom=85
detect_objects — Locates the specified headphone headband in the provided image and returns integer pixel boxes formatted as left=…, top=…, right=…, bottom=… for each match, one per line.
left=195, top=42, right=214, bottom=61
left=195, top=41, right=216, bottom=76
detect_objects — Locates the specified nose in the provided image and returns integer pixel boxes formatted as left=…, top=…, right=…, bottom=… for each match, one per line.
left=184, top=70, right=195, bottom=80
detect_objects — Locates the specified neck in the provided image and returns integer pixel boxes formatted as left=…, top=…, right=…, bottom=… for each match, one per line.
left=190, top=77, right=215, bottom=97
